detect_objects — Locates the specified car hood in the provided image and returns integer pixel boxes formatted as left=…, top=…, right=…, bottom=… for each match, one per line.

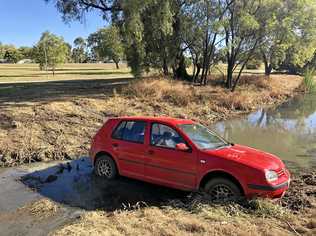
left=202, top=144, right=284, bottom=170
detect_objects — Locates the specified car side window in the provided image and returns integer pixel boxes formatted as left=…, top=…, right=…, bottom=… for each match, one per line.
left=151, top=123, right=185, bottom=149
left=122, top=121, right=146, bottom=143
left=112, top=121, right=146, bottom=143
left=112, top=121, right=126, bottom=139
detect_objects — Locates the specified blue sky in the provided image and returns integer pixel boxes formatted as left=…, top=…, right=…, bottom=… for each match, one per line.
left=0, top=0, right=106, bottom=47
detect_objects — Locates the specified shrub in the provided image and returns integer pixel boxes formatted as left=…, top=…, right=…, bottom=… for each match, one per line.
left=303, top=68, right=316, bottom=93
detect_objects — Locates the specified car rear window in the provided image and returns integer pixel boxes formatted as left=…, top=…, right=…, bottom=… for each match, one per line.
left=112, top=120, right=146, bottom=144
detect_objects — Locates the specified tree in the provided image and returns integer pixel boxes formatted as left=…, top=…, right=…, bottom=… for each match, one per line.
left=279, top=0, right=316, bottom=74
left=182, top=0, right=232, bottom=85
left=4, top=47, right=22, bottom=63
left=47, top=0, right=189, bottom=78
left=72, top=37, right=87, bottom=63
left=33, top=31, right=69, bottom=75
left=259, top=0, right=316, bottom=76
left=18, top=46, right=34, bottom=59
left=88, top=26, right=124, bottom=69
left=0, top=42, right=5, bottom=59
left=219, top=0, right=265, bottom=91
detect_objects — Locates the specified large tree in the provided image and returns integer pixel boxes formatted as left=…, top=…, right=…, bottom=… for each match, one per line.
left=219, top=0, right=266, bottom=91
left=33, top=31, right=69, bottom=74
left=46, top=0, right=190, bottom=79
left=88, top=26, right=124, bottom=68
left=259, top=0, right=316, bottom=75
left=280, top=0, right=316, bottom=74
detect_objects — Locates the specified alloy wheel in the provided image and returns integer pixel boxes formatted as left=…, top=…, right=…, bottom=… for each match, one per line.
left=97, top=159, right=113, bottom=178
left=209, top=184, right=235, bottom=201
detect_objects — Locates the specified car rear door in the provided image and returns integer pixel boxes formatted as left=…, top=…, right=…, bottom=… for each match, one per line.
left=111, top=120, right=148, bottom=179
left=144, top=122, right=197, bottom=190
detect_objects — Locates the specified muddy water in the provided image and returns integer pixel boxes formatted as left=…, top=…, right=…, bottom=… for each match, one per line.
left=211, top=93, right=316, bottom=172
left=21, top=158, right=187, bottom=211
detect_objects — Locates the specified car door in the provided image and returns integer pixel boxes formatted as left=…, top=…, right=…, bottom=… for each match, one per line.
left=111, top=120, right=148, bottom=179
left=144, top=122, right=197, bottom=190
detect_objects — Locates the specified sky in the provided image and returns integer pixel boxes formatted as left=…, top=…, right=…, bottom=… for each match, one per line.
left=0, top=0, right=106, bottom=47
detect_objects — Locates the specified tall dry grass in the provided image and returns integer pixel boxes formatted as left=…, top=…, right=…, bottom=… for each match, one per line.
left=52, top=198, right=301, bottom=236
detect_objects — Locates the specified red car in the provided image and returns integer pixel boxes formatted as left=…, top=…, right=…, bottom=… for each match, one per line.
left=90, top=116, right=290, bottom=200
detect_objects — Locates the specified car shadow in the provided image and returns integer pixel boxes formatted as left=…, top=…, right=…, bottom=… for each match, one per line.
left=21, top=157, right=189, bottom=211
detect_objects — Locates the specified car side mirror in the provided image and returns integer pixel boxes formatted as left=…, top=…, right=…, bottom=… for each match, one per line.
left=176, top=143, right=190, bottom=151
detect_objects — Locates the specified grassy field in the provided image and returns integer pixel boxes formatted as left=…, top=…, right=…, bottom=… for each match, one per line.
left=0, top=63, right=132, bottom=83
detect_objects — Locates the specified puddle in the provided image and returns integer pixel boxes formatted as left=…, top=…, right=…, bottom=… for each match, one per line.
left=21, top=157, right=188, bottom=211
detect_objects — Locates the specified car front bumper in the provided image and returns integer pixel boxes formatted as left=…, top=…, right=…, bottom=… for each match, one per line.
left=247, top=179, right=290, bottom=198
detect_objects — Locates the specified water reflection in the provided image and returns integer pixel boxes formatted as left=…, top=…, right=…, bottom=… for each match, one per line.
left=212, top=94, right=316, bottom=171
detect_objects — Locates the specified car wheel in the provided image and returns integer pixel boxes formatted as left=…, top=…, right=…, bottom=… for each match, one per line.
left=94, top=155, right=117, bottom=180
left=204, top=178, right=242, bottom=201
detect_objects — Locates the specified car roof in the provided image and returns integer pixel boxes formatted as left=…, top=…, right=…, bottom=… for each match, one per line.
left=111, top=116, right=195, bottom=126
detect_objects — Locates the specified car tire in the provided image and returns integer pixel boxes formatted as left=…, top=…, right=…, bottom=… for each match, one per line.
left=94, top=155, right=117, bottom=180
left=204, top=177, right=242, bottom=201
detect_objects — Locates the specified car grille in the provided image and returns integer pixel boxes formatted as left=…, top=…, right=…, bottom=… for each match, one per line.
left=276, top=168, right=286, bottom=177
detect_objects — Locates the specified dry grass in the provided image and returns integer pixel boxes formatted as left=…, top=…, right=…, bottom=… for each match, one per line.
left=20, top=198, right=60, bottom=219
left=0, top=63, right=132, bottom=83
left=52, top=198, right=310, bottom=236
left=0, top=74, right=302, bottom=167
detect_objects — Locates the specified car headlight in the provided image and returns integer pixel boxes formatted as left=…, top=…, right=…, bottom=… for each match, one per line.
left=265, top=170, right=278, bottom=182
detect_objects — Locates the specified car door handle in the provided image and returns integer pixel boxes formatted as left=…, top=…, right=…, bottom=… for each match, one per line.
left=148, top=150, right=154, bottom=155
left=112, top=143, right=119, bottom=148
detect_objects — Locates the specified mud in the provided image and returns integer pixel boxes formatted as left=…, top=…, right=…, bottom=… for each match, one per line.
left=21, top=157, right=188, bottom=211
left=281, top=171, right=316, bottom=212
left=0, top=156, right=315, bottom=235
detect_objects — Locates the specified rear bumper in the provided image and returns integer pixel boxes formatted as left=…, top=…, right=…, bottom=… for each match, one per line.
left=247, top=179, right=290, bottom=198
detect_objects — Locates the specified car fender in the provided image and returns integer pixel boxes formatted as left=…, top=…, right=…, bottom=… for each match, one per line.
left=197, top=167, right=248, bottom=193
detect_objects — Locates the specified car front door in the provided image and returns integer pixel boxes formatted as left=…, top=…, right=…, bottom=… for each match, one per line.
left=144, top=122, right=197, bottom=190
left=111, top=120, right=148, bottom=179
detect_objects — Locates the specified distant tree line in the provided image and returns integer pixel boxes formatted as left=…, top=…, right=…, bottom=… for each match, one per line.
left=0, top=26, right=124, bottom=74
left=46, top=0, right=316, bottom=90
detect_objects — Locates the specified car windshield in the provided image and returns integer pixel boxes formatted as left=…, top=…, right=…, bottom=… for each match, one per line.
left=178, top=123, right=229, bottom=150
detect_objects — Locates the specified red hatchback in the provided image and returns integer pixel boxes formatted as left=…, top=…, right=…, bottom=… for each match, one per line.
left=90, top=116, right=290, bottom=200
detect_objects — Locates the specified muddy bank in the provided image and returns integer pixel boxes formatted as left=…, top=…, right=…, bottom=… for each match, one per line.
left=0, top=75, right=302, bottom=167
left=0, top=158, right=314, bottom=236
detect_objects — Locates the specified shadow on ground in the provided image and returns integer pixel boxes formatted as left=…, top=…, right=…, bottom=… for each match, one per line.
left=21, top=157, right=189, bottom=211
left=0, top=77, right=132, bottom=106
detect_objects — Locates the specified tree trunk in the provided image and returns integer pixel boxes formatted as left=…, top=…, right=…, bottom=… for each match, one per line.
left=194, top=63, right=201, bottom=83
left=163, top=58, right=169, bottom=75
left=192, top=60, right=196, bottom=81
left=174, top=54, right=191, bottom=81
left=262, top=51, right=272, bottom=76
left=264, top=62, right=272, bottom=76
left=226, top=61, right=233, bottom=89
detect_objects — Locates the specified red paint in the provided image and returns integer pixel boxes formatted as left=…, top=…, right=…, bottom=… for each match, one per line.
left=90, top=116, right=290, bottom=198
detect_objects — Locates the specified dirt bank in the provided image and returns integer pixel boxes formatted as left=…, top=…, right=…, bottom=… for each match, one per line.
left=0, top=75, right=302, bottom=167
